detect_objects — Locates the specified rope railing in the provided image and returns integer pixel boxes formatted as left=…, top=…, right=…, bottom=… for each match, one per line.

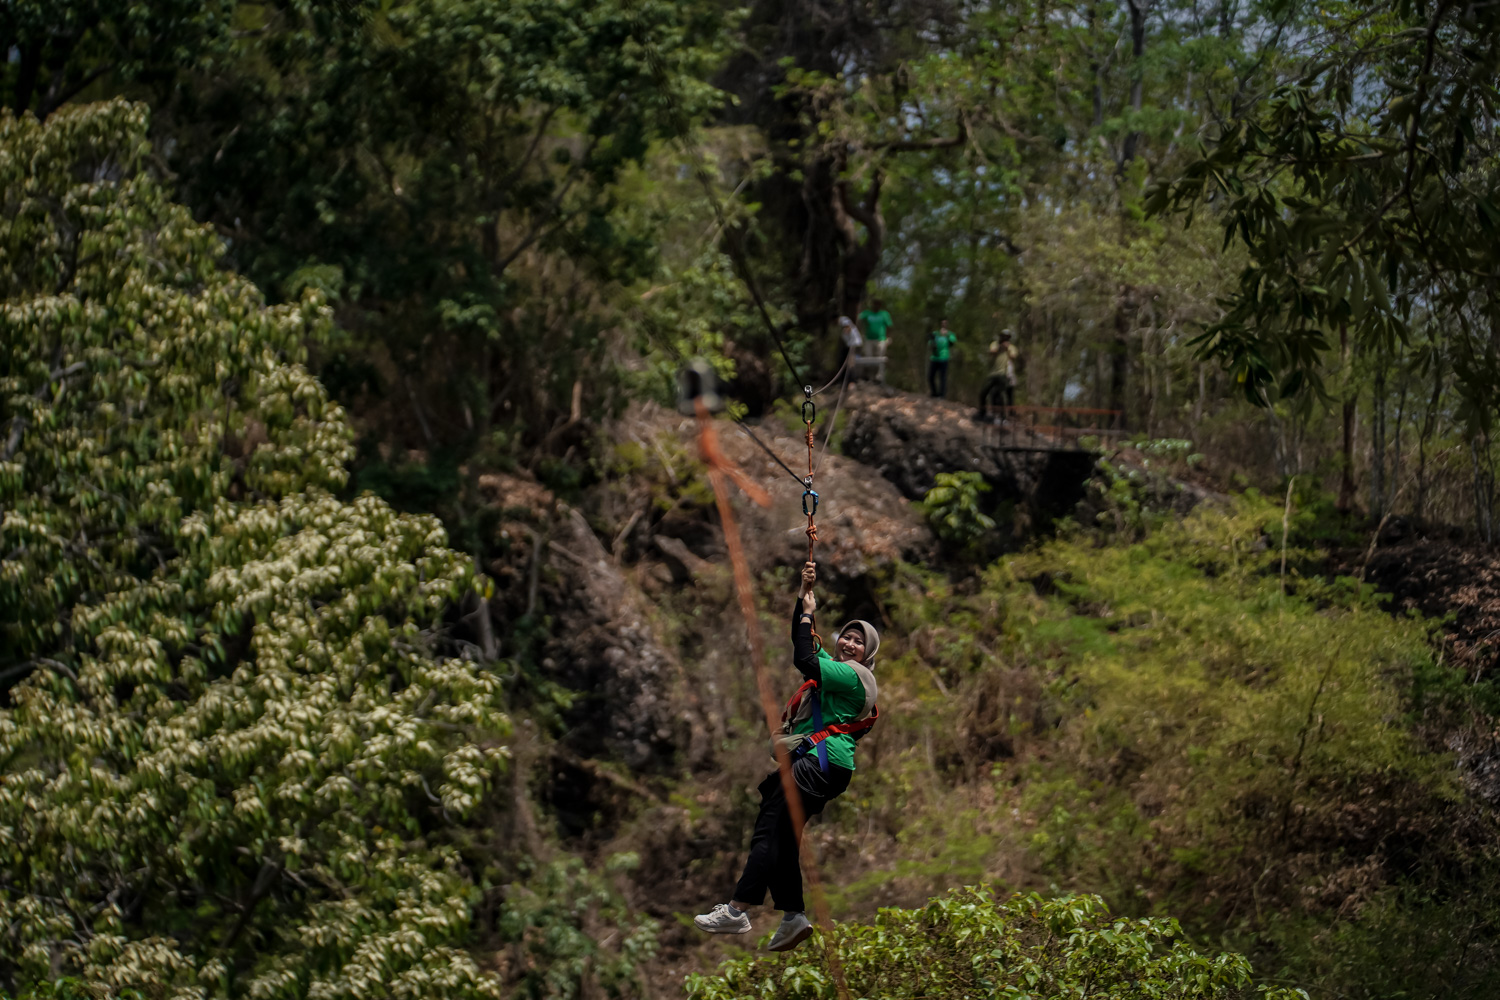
left=984, top=405, right=1127, bottom=453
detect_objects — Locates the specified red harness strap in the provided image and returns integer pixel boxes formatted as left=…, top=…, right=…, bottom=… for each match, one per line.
left=782, top=679, right=817, bottom=720
left=803, top=704, right=879, bottom=745
left=782, top=681, right=879, bottom=747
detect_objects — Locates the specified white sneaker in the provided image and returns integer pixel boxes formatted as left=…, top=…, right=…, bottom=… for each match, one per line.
left=693, top=903, right=752, bottom=935
left=767, top=911, right=814, bottom=952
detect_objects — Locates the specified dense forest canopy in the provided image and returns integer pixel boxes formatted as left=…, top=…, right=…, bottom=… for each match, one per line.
left=6, top=0, right=1498, bottom=530
left=5, top=1, right=1500, bottom=998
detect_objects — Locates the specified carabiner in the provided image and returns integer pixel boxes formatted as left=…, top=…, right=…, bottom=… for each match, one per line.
left=801, top=398, right=816, bottom=424
left=802, top=487, right=819, bottom=516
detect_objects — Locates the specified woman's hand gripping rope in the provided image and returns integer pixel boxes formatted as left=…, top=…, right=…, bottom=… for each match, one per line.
left=798, top=560, right=822, bottom=650
left=798, top=561, right=818, bottom=615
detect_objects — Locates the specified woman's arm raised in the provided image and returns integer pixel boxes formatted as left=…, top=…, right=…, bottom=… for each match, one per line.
left=791, top=561, right=821, bottom=681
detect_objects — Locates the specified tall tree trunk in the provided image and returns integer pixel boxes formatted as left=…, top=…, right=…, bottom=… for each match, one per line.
left=1337, top=323, right=1357, bottom=513
left=1121, top=0, right=1149, bottom=166
left=1370, top=360, right=1387, bottom=520
left=1110, top=288, right=1131, bottom=425
left=830, top=166, right=885, bottom=319
left=1416, top=353, right=1444, bottom=522
left=1088, top=2, right=1105, bottom=129
left=1219, top=0, right=1237, bottom=37
left=1470, top=433, right=1495, bottom=544
left=1388, top=365, right=1409, bottom=515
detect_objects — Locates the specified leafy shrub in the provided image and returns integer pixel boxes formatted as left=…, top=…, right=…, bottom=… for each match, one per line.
left=1082, top=437, right=1209, bottom=538
left=920, top=471, right=998, bottom=547
left=824, top=498, right=1491, bottom=997
left=685, top=888, right=1307, bottom=999
left=496, top=857, right=660, bottom=1000
left=0, top=102, right=516, bottom=999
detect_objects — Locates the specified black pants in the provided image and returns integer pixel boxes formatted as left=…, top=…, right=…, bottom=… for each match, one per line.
left=980, top=374, right=1014, bottom=413
left=733, top=758, right=851, bottom=912
left=927, top=360, right=949, bottom=398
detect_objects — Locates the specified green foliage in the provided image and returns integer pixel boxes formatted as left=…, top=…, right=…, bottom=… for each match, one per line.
left=0, top=101, right=514, bottom=998
left=0, top=1, right=235, bottom=119
left=1087, top=441, right=1201, bottom=538
left=498, top=858, right=659, bottom=1000
left=1, top=979, right=143, bottom=1000
left=162, top=0, right=728, bottom=461
left=919, top=471, right=997, bottom=548
left=1000, top=498, right=1456, bottom=883
left=834, top=499, right=1491, bottom=997
left=1154, top=0, right=1500, bottom=426
left=686, top=888, right=1307, bottom=1000
left=0, top=99, right=349, bottom=674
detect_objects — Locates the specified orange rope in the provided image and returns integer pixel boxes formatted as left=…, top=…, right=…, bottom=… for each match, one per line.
left=694, top=398, right=849, bottom=1000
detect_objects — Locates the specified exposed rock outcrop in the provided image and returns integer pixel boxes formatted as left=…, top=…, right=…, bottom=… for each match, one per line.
left=839, top=383, right=1097, bottom=517
left=540, top=506, right=702, bottom=770
left=478, top=474, right=708, bottom=782
left=477, top=402, right=937, bottom=798
left=612, top=401, right=936, bottom=584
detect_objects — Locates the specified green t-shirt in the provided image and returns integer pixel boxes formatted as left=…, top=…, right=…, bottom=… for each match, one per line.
left=791, top=649, right=868, bottom=770
left=858, top=309, right=893, bottom=341
left=929, top=331, right=956, bottom=362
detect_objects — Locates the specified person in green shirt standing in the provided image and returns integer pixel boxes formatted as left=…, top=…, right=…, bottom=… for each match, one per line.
left=857, top=299, right=894, bottom=383
left=927, top=318, right=957, bottom=398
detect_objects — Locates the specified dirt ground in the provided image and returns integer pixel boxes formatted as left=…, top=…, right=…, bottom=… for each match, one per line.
left=1355, top=538, right=1500, bottom=673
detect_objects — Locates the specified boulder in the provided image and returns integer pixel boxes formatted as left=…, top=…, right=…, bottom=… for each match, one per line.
left=539, top=506, right=709, bottom=772
left=839, top=383, right=1097, bottom=517
left=615, top=401, right=936, bottom=584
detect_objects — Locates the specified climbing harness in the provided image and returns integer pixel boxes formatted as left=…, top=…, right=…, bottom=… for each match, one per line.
left=776, top=666, right=880, bottom=773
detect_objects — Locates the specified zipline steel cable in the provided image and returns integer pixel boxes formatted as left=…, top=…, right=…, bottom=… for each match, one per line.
left=731, top=341, right=853, bottom=490
left=629, top=1, right=848, bottom=566
left=625, top=7, right=854, bottom=993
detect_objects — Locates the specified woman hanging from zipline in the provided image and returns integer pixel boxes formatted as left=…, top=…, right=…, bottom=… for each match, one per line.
left=694, top=560, right=879, bottom=952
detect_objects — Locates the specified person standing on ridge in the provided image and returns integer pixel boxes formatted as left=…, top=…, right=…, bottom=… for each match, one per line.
left=857, top=298, right=893, bottom=382
left=694, top=561, right=880, bottom=953
left=838, top=316, right=863, bottom=381
left=927, top=318, right=957, bottom=398
left=981, top=328, right=1020, bottom=421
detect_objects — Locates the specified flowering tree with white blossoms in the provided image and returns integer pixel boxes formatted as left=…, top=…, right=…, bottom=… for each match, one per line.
left=0, top=101, right=513, bottom=999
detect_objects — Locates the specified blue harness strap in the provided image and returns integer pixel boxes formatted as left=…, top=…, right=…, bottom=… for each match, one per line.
left=811, top=687, right=828, bottom=772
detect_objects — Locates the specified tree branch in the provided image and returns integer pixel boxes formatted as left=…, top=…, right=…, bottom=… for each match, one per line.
left=222, top=859, right=282, bottom=949
left=38, top=61, right=114, bottom=121
left=492, top=135, right=600, bottom=275
left=875, top=120, right=967, bottom=153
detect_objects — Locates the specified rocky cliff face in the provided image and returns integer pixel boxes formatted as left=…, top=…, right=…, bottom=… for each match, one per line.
left=476, top=401, right=936, bottom=816
left=540, top=505, right=703, bottom=771
left=839, top=384, right=1098, bottom=518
